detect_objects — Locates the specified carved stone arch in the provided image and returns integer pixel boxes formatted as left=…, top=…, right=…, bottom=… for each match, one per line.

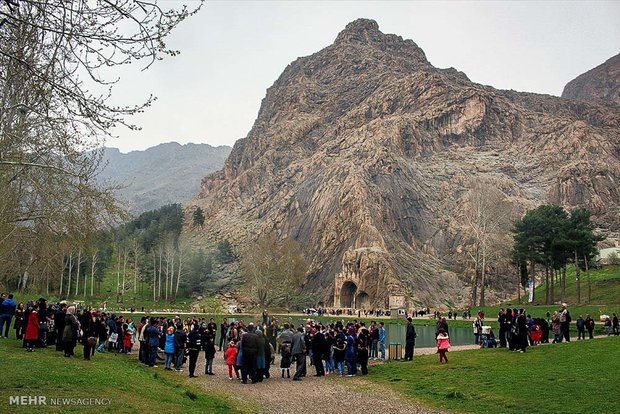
left=339, top=281, right=357, bottom=308
left=356, top=291, right=370, bottom=309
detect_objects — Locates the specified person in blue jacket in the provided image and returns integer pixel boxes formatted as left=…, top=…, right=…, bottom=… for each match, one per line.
left=0, top=293, right=17, bottom=338
left=164, top=326, right=175, bottom=370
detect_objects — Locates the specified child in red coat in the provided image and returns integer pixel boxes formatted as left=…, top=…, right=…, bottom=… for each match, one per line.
left=123, top=325, right=133, bottom=354
left=436, top=329, right=450, bottom=364
left=224, top=341, right=239, bottom=380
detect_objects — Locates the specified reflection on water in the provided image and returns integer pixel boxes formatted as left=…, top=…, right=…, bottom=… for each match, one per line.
left=385, top=323, right=475, bottom=348
left=293, top=318, right=475, bottom=348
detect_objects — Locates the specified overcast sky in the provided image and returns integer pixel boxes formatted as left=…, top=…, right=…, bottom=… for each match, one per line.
left=107, top=1, right=620, bottom=152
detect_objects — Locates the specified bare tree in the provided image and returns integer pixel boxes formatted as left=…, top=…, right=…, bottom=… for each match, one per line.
left=0, top=0, right=200, bottom=289
left=241, top=234, right=309, bottom=309
left=460, top=180, right=514, bottom=306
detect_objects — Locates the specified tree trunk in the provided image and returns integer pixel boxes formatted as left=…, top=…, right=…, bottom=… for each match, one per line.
left=158, top=250, right=162, bottom=300
left=152, top=251, right=157, bottom=301
left=59, top=254, right=65, bottom=297
left=75, top=248, right=81, bottom=296
left=471, top=268, right=479, bottom=307
left=84, top=257, right=88, bottom=298
left=516, top=265, right=521, bottom=304
left=21, top=271, right=29, bottom=291
left=122, top=248, right=128, bottom=299
left=545, top=267, right=549, bottom=305
left=584, top=255, right=591, bottom=304
left=175, top=248, right=182, bottom=297
left=529, top=258, right=536, bottom=302
left=91, top=252, right=97, bottom=297
left=575, top=250, right=581, bottom=304
left=169, top=254, right=175, bottom=297
left=67, top=252, right=73, bottom=299
left=134, top=248, right=139, bottom=295
left=165, top=254, right=169, bottom=302
left=561, top=267, right=566, bottom=303
left=480, top=251, right=487, bottom=307
left=116, top=247, right=121, bottom=299
left=550, top=269, right=555, bottom=304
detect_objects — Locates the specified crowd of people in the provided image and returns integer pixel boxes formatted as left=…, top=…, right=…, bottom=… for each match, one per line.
left=2, top=292, right=618, bottom=381
left=0, top=296, right=397, bottom=382
left=465, top=303, right=620, bottom=353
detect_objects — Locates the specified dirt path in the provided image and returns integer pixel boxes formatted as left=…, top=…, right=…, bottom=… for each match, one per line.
left=177, top=337, right=610, bottom=413
left=190, top=352, right=444, bottom=414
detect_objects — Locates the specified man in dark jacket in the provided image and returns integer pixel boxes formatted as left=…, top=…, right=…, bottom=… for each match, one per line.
left=187, top=325, right=201, bottom=377
left=174, top=323, right=187, bottom=371
left=37, top=298, right=48, bottom=347
left=291, top=326, right=306, bottom=381
left=311, top=328, right=325, bottom=376
left=107, top=314, right=118, bottom=351
left=145, top=320, right=162, bottom=367
left=498, top=309, right=507, bottom=348
left=54, top=303, right=67, bottom=352
left=97, top=315, right=108, bottom=353
left=404, top=317, right=416, bottom=361
left=219, top=318, right=228, bottom=351
left=240, top=323, right=259, bottom=383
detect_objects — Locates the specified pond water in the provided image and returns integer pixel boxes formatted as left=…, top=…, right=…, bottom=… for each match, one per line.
left=293, top=319, right=476, bottom=348
left=385, top=323, right=475, bottom=348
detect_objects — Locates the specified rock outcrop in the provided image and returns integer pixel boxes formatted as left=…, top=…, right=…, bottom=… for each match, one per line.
left=562, top=53, right=620, bottom=106
left=192, top=19, right=620, bottom=307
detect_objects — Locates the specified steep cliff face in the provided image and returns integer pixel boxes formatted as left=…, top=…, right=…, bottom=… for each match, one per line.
left=562, top=53, right=620, bottom=106
left=192, top=19, right=620, bottom=306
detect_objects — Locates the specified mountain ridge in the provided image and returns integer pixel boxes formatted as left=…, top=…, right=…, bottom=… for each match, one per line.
left=98, top=142, right=231, bottom=213
left=192, top=19, right=620, bottom=307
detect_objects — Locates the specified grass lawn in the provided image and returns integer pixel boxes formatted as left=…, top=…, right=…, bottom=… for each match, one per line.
left=0, top=339, right=248, bottom=414
left=366, top=336, right=620, bottom=414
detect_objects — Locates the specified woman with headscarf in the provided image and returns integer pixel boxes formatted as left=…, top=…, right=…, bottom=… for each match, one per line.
left=62, top=306, right=79, bottom=357
left=14, top=303, right=25, bottom=340
left=345, top=326, right=357, bottom=376
left=82, top=311, right=99, bottom=360
left=551, top=311, right=562, bottom=343
left=356, top=325, right=369, bottom=375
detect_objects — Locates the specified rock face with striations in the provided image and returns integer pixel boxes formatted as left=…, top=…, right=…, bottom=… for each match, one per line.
left=562, top=53, right=620, bottom=106
left=192, top=20, right=620, bottom=307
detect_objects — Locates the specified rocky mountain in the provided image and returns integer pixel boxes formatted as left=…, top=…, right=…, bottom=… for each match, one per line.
left=98, top=142, right=231, bottom=213
left=191, top=19, right=620, bottom=307
left=562, top=53, right=620, bottom=106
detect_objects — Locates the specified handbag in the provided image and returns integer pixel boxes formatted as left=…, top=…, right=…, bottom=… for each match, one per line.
left=108, top=332, right=119, bottom=343
left=87, top=337, right=97, bottom=345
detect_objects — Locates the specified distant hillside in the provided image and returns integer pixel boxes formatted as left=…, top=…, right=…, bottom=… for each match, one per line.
left=98, top=142, right=231, bottom=213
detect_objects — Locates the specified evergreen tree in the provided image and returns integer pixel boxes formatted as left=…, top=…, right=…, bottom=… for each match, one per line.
left=192, top=207, right=205, bottom=228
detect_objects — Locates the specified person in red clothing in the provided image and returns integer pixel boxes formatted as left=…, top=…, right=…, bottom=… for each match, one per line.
left=436, top=328, right=450, bottom=364
left=225, top=341, right=239, bottom=380
left=24, top=304, right=40, bottom=352
left=123, top=325, right=133, bottom=354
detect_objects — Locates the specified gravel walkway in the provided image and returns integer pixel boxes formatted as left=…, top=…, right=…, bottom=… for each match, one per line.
left=189, top=351, right=445, bottom=414
left=177, top=337, right=610, bottom=412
